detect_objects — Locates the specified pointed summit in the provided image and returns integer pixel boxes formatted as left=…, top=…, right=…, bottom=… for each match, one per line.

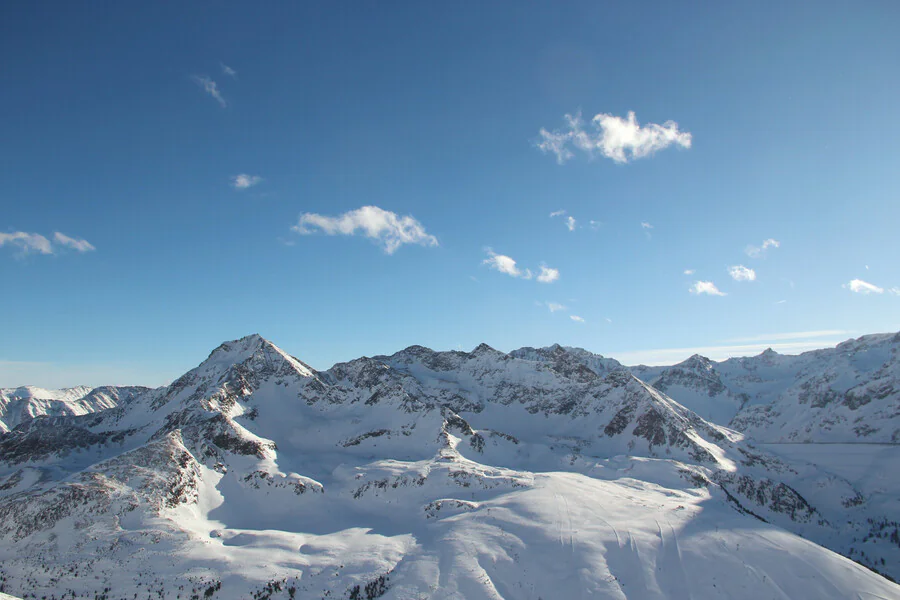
left=200, top=334, right=316, bottom=379
left=471, top=342, right=499, bottom=355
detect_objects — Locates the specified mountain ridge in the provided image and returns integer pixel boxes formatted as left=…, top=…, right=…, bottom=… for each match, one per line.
left=0, top=332, right=898, bottom=598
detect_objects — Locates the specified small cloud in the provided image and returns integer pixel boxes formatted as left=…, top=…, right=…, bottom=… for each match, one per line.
left=536, top=265, right=560, bottom=284
left=641, top=222, right=653, bottom=229
left=775, top=299, right=787, bottom=305
left=0, top=231, right=94, bottom=256
left=483, top=249, right=532, bottom=279
left=728, top=265, right=756, bottom=282
left=53, top=232, right=95, bottom=252
left=482, top=251, right=558, bottom=283
left=549, top=210, right=566, bottom=218
left=890, top=287, right=900, bottom=296
left=469, top=275, right=479, bottom=283
left=0, top=231, right=53, bottom=255
left=683, top=269, right=695, bottom=275
left=570, top=315, right=585, bottom=323
left=545, top=302, right=567, bottom=313
left=565, top=216, right=576, bottom=231
left=589, top=220, right=602, bottom=230
left=865, top=265, right=870, bottom=270
left=292, top=206, right=438, bottom=254
left=231, top=174, right=263, bottom=189
left=605, top=317, right=613, bottom=323
left=537, top=110, right=692, bottom=164
left=690, top=281, right=726, bottom=296
left=745, top=238, right=780, bottom=258
left=221, top=63, right=237, bottom=78
left=844, top=279, right=883, bottom=295
left=191, top=75, right=226, bottom=107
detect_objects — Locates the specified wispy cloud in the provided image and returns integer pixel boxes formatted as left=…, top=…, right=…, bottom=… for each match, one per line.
left=641, top=222, right=653, bottom=229
left=724, top=330, right=851, bottom=344
left=728, top=265, right=756, bottom=282
left=292, top=206, right=438, bottom=254
left=53, top=232, right=95, bottom=252
left=537, top=110, right=692, bottom=164
left=537, top=265, right=560, bottom=284
left=221, top=63, right=237, bottom=78
left=0, top=231, right=53, bottom=255
left=0, top=231, right=95, bottom=257
left=192, top=75, right=226, bottom=107
left=890, top=287, right=900, bottom=296
left=541, top=302, right=567, bottom=313
left=745, top=238, right=780, bottom=258
left=483, top=251, right=559, bottom=283
left=483, top=249, right=531, bottom=279
left=689, top=281, right=726, bottom=296
left=844, top=279, right=883, bottom=295
left=589, top=220, right=602, bottom=230
left=570, top=315, right=585, bottom=323
left=683, top=269, right=695, bottom=275
left=549, top=210, right=578, bottom=231
left=230, top=174, right=263, bottom=189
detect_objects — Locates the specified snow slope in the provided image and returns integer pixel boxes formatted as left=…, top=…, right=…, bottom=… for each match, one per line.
left=0, top=385, right=149, bottom=433
left=0, top=334, right=897, bottom=599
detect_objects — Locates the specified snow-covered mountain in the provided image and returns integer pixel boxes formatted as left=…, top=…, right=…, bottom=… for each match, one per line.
left=630, top=332, right=899, bottom=443
left=0, top=334, right=898, bottom=599
left=0, top=385, right=148, bottom=433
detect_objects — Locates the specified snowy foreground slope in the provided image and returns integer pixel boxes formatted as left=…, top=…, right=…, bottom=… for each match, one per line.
left=0, top=335, right=898, bottom=599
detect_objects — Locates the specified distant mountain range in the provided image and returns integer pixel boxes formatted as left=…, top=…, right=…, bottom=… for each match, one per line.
left=0, top=332, right=897, bottom=599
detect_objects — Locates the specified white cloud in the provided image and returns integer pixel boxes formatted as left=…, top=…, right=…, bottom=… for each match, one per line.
left=725, top=330, right=851, bottom=343
left=191, top=75, right=226, bottom=107
left=293, top=206, right=438, bottom=254
left=570, top=315, right=585, bottom=323
left=53, top=232, right=95, bottom=252
left=0, top=231, right=53, bottom=255
left=844, top=279, right=883, bottom=295
left=683, top=269, right=695, bottom=275
left=483, top=252, right=558, bottom=283
left=549, top=210, right=566, bottom=218
left=231, top=174, right=263, bottom=189
left=689, top=281, right=726, bottom=296
left=537, top=265, right=560, bottom=283
left=745, top=238, right=780, bottom=258
left=640, top=222, right=653, bottom=229
left=728, top=265, right=756, bottom=282
left=890, top=287, right=900, bottom=296
left=221, top=63, right=237, bottom=78
left=0, top=231, right=95, bottom=256
left=589, top=220, right=601, bottom=230
left=565, top=216, right=576, bottom=231
left=537, top=110, right=692, bottom=164
left=544, top=302, right=567, bottom=313
left=483, top=249, right=531, bottom=279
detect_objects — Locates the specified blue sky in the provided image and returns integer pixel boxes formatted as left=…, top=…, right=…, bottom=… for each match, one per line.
left=2, top=2, right=899, bottom=387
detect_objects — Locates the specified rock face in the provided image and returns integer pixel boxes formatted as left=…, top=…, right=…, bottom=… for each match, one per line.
left=0, top=334, right=898, bottom=599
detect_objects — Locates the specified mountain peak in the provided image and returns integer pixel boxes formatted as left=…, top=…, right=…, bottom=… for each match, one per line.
left=471, top=342, right=500, bottom=355
left=202, top=334, right=315, bottom=378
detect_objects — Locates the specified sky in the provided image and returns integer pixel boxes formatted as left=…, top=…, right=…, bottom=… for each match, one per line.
left=2, top=1, right=900, bottom=388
